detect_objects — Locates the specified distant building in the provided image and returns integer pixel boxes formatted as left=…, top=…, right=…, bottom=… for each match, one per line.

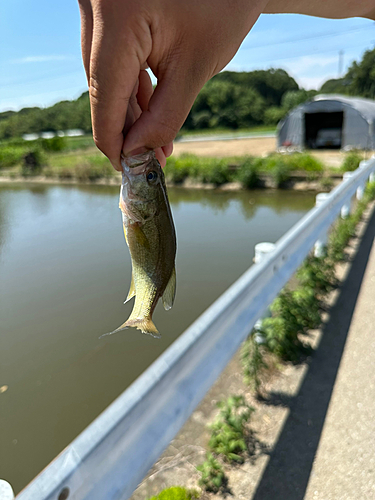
left=22, top=133, right=39, bottom=141
left=278, top=94, right=375, bottom=150
left=22, top=129, right=85, bottom=141
left=40, top=132, right=55, bottom=139
left=65, top=129, right=84, bottom=137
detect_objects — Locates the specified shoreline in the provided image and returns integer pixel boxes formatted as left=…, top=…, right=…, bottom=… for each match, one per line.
left=0, top=172, right=343, bottom=191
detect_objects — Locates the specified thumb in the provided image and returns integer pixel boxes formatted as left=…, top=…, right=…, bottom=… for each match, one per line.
left=123, top=64, right=206, bottom=155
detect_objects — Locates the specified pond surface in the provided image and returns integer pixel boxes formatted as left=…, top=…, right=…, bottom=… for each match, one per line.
left=0, top=183, right=315, bottom=494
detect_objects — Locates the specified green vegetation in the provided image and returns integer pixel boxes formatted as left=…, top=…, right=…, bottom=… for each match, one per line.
left=320, top=47, right=375, bottom=98
left=2, top=48, right=375, bottom=144
left=0, top=68, right=299, bottom=140
left=0, top=143, right=364, bottom=188
left=164, top=153, right=324, bottom=188
left=0, top=93, right=91, bottom=140
left=340, top=151, right=364, bottom=172
left=197, top=454, right=228, bottom=493
left=241, top=334, right=268, bottom=392
left=208, top=396, right=255, bottom=463
left=241, top=180, right=375, bottom=390
left=148, top=487, right=199, bottom=500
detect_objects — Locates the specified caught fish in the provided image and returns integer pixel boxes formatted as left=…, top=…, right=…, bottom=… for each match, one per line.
left=109, top=151, right=176, bottom=337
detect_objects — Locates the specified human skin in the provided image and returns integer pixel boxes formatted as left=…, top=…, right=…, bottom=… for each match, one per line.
left=77, top=0, right=375, bottom=171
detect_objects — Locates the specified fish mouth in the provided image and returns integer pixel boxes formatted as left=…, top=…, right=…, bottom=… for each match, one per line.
left=121, top=151, right=157, bottom=174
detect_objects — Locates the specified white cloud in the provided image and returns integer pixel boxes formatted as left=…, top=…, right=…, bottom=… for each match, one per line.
left=11, top=55, right=73, bottom=64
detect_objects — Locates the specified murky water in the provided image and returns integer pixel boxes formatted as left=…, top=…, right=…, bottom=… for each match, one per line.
left=0, top=183, right=315, bottom=494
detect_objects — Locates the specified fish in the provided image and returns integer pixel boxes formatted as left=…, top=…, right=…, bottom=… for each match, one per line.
left=108, top=150, right=176, bottom=338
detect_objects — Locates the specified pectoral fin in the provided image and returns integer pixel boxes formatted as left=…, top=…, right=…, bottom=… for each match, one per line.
left=132, top=224, right=150, bottom=250
left=162, top=267, right=176, bottom=311
left=124, top=272, right=136, bottom=304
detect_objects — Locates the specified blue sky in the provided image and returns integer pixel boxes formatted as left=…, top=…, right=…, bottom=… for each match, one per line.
left=0, top=1, right=374, bottom=113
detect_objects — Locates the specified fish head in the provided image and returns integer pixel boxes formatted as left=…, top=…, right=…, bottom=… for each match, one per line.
left=120, top=151, right=164, bottom=224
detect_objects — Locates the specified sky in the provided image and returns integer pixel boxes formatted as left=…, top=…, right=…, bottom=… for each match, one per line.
left=0, top=0, right=374, bottom=113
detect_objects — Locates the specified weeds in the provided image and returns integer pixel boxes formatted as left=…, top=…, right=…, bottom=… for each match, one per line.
left=241, top=334, right=268, bottom=392
left=148, top=487, right=199, bottom=500
left=197, top=453, right=228, bottom=493
left=208, top=395, right=254, bottom=463
left=341, top=151, right=364, bottom=172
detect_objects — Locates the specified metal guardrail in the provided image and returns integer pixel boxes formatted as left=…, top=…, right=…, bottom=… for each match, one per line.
left=16, top=158, right=375, bottom=500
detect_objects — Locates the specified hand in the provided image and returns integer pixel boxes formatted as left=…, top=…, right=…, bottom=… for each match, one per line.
left=78, top=0, right=266, bottom=169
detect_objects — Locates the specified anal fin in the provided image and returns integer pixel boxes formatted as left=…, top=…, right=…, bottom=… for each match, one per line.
left=124, top=272, right=136, bottom=304
left=162, top=267, right=176, bottom=311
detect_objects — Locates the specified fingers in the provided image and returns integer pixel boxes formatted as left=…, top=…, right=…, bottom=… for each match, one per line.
left=127, top=69, right=172, bottom=167
left=77, top=0, right=93, bottom=81
left=122, top=61, right=204, bottom=157
left=88, top=7, right=150, bottom=170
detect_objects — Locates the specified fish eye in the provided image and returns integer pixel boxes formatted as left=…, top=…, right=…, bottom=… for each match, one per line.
left=147, top=170, right=158, bottom=182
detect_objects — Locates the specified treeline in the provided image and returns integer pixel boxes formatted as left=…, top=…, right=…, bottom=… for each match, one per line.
left=1, top=47, right=375, bottom=141
left=183, top=69, right=299, bottom=129
left=320, top=47, right=375, bottom=97
left=0, top=92, right=91, bottom=140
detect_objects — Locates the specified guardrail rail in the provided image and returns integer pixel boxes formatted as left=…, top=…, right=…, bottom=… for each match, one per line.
left=16, top=157, right=375, bottom=500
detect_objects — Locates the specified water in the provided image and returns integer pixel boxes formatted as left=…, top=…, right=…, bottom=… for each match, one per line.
left=0, top=183, right=315, bottom=493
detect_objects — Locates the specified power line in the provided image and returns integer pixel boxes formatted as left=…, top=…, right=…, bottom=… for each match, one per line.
left=244, top=22, right=374, bottom=49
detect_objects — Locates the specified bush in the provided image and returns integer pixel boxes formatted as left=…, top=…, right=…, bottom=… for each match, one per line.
left=296, top=255, right=336, bottom=295
left=208, top=395, right=254, bottom=463
left=286, top=153, right=324, bottom=173
left=21, top=147, right=46, bottom=175
left=197, top=454, right=227, bottom=493
left=241, top=334, right=268, bottom=392
left=328, top=217, right=357, bottom=262
left=198, top=158, right=232, bottom=186
left=262, top=286, right=319, bottom=361
left=341, top=151, right=363, bottom=172
left=148, top=487, right=199, bottom=500
left=0, top=145, right=26, bottom=168
left=40, top=136, right=67, bottom=152
left=165, top=154, right=197, bottom=183
left=73, top=156, right=114, bottom=181
left=237, top=156, right=261, bottom=188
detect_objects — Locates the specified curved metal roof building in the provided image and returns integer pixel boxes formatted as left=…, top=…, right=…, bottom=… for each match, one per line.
left=278, top=94, right=375, bottom=150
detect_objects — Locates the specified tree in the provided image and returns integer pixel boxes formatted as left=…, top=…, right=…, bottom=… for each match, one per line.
left=346, top=48, right=375, bottom=99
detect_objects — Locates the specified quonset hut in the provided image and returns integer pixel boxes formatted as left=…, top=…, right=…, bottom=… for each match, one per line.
left=277, top=94, right=375, bottom=150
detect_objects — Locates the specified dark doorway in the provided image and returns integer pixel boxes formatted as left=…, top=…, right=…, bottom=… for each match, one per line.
left=305, top=111, right=344, bottom=149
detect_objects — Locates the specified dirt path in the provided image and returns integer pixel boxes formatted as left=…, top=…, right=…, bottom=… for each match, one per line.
left=173, top=137, right=276, bottom=158
left=173, top=136, right=372, bottom=169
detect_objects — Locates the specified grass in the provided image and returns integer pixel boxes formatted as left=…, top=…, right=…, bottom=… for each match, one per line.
left=0, top=135, right=371, bottom=189
left=164, top=152, right=324, bottom=188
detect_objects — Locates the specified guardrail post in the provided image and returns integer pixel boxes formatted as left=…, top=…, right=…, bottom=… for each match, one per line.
left=370, top=171, right=375, bottom=184
left=0, top=480, right=14, bottom=500
left=253, top=242, right=276, bottom=342
left=314, top=193, right=330, bottom=257
left=341, top=172, right=354, bottom=218
left=357, top=161, right=367, bottom=200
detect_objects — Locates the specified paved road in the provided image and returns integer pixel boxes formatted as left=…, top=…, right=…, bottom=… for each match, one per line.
left=304, top=215, right=375, bottom=499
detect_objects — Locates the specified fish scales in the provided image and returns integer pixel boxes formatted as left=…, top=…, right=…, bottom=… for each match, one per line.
left=107, top=150, right=176, bottom=337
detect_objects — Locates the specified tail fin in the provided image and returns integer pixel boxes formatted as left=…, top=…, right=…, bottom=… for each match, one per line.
left=124, top=317, right=160, bottom=337
left=100, top=316, right=160, bottom=339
